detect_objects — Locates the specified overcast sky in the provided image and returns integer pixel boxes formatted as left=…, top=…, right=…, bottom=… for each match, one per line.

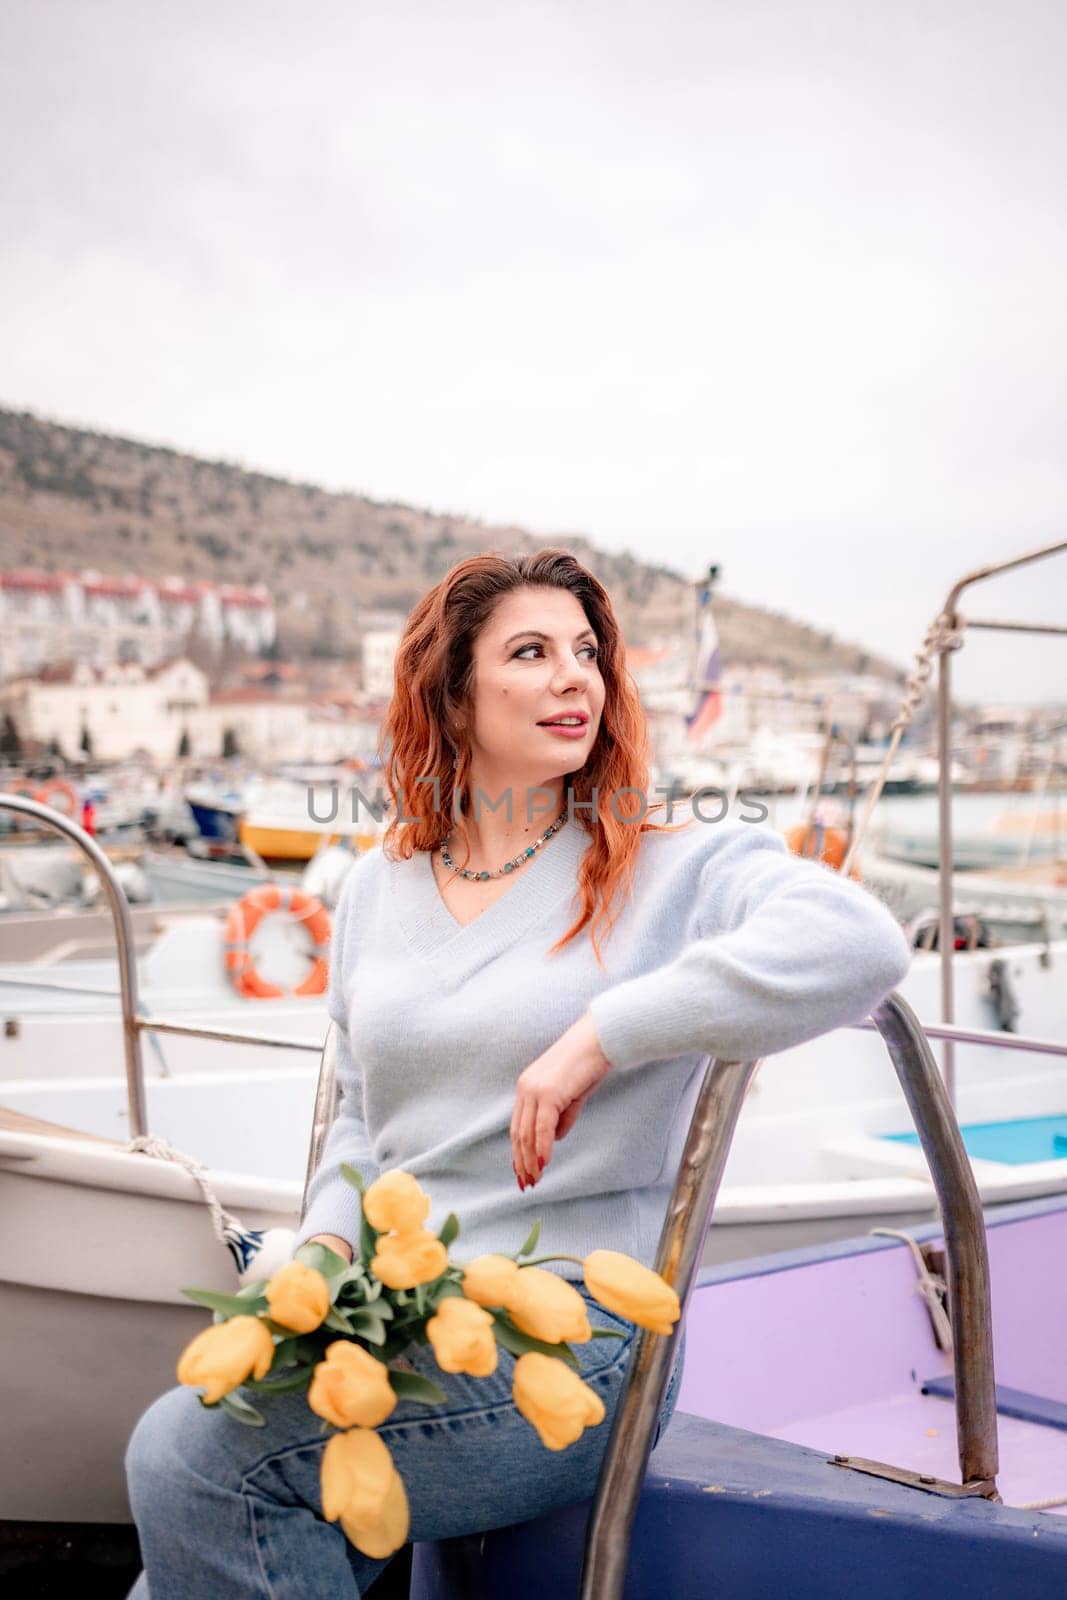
left=2, top=0, right=1065, bottom=707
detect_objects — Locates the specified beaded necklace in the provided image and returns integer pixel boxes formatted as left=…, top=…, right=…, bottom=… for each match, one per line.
left=439, top=808, right=569, bottom=881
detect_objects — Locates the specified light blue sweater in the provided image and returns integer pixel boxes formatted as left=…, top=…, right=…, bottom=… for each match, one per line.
left=294, top=809, right=912, bottom=1278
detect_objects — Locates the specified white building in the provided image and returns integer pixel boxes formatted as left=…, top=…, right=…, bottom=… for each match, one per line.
left=0, top=658, right=210, bottom=763
left=361, top=629, right=403, bottom=698
left=0, top=568, right=276, bottom=680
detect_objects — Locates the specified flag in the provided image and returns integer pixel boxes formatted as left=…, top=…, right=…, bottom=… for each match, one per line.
left=685, top=586, right=723, bottom=745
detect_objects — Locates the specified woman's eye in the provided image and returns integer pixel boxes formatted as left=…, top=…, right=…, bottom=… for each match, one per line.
left=514, top=643, right=599, bottom=661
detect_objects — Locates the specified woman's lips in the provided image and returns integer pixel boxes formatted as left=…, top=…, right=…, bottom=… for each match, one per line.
left=538, top=720, right=589, bottom=740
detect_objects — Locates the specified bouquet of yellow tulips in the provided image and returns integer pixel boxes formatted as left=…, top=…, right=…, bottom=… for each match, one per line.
left=176, top=1165, right=681, bottom=1560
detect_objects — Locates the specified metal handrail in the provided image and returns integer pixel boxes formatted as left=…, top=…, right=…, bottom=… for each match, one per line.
left=1, top=792, right=148, bottom=1135
left=934, top=537, right=1067, bottom=1103
left=302, top=1023, right=341, bottom=1217
left=0, top=794, right=325, bottom=1139
left=576, top=988, right=999, bottom=1599
left=852, top=1014, right=1067, bottom=1059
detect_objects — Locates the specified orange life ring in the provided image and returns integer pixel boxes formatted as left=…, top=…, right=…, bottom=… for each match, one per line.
left=783, top=823, right=863, bottom=882
left=34, top=779, right=78, bottom=816
left=223, top=885, right=332, bottom=999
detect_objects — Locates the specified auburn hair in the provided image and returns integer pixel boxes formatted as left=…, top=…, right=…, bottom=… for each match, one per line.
left=377, top=547, right=693, bottom=966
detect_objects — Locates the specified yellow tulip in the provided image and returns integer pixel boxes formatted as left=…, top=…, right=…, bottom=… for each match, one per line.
left=370, top=1228, right=449, bottom=1290
left=513, top=1352, right=606, bottom=1451
left=265, top=1260, right=332, bottom=1334
left=308, top=1340, right=397, bottom=1429
left=320, top=1427, right=398, bottom=1529
left=583, top=1250, right=681, bottom=1337
left=340, top=1468, right=410, bottom=1559
left=508, top=1268, right=591, bottom=1345
left=363, top=1170, right=431, bottom=1234
left=461, top=1254, right=521, bottom=1310
left=426, top=1296, right=498, bottom=1377
left=176, top=1315, right=275, bottom=1405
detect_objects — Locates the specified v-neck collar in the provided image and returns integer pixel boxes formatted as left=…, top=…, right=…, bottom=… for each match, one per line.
left=388, top=816, right=590, bottom=985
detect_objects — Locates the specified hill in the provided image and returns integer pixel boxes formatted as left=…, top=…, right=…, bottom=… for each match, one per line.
left=0, top=407, right=904, bottom=682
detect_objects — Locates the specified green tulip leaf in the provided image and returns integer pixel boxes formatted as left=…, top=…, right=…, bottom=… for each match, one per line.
left=260, top=1318, right=307, bottom=1339
left=492, top=1317, right=579, bottom=1370
left=268, top=1336, right=305, bottom=1366
left=344, top=1310, right=389, bottom=1346
left=589, top=1327, right=627, bottom=1340
left=341, top=1163, right=366, bottom=1193
left=359, top=1213, right=379, bottom=1266
left=323, top=1304, right=356, bottom=1334
left=387, top=1368, right=448, bottom=1405
left=437, top=1212, right=460, bottom=1248
left=294, top=1242, right=350, bottom=1279
left=245, top=1364, right=315, bottom=1396
left=517, top=1219, right=542, bottom=1258
left=182, top=1288, right=268, bottom=1318
left=328, top=1262, right=371, bottom=1303
left=219, top=1390, right=267, bottom=1427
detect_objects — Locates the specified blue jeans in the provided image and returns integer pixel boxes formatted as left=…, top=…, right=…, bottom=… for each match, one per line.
left=124, top=1283, right=686, bottom=1599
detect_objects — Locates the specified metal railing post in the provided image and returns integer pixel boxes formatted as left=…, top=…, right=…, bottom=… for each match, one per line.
left=870, top=990, right=998, bottom=1491
left=578, top=1053, right=759, bottom=1599
left=577, top=987, right=1000, bottom=1600
left=937, top=634, right=957, bottom=1102
left=301, top=1020, right=341, bottom=1219
left=0, top=793, right=148, bottom=1135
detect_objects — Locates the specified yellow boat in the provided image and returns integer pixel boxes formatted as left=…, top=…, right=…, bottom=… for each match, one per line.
left=239, top=818, right=380, bottom=862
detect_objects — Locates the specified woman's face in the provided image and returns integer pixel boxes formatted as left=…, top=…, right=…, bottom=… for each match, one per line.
left=466, top=585, right=606, bottom=801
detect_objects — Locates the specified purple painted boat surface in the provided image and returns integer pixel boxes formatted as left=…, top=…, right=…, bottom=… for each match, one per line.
left=679, top=1192, right=1067, bottom=1516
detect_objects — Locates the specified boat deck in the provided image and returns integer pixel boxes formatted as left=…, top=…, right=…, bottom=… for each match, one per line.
left=770, top=1388, right=1067, bottom=1516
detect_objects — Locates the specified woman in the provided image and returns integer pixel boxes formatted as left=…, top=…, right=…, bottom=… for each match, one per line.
left=124, top=549, right=911, bottom=1598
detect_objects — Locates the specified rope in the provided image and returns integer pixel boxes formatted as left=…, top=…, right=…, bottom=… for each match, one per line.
left=869, top=1226, right=954, bottom=1351
left=125, top=1134, right=265, bottom=1274
left=841, top=609, right=966, bottom=878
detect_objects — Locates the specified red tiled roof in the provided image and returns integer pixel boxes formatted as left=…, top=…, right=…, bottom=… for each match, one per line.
left=156, top=583, right=204, bottom=603
left=209, top=688, right=302, bottom=705
left=218, top=586, right=272, bottom=609
left=144, top=658, right=198, bottom=680
left=81, top=575, right=147, bottom=598
left=1, top=569, right=64, bottom=593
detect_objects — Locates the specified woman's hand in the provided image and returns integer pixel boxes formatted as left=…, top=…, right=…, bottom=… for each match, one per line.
left=303, top=1232, right=354, bottom=1264
left=510, top=1012, right=611, bottom=1189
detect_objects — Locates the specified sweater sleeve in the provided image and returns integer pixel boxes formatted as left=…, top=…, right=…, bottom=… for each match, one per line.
left=293, top=863, right=383, bottom=1252
left=586, top=823, right=913, bottom=1073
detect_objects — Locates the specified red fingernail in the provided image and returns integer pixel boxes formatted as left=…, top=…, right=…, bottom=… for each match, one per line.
left=538, top=1157, right=545, bottom=1171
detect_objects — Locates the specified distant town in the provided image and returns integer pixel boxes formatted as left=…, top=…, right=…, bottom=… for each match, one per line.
left=1, top=562, right=1061, bottom=798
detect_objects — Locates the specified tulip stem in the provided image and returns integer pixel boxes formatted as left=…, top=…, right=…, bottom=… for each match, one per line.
left=521, top=1253, right=585, bottom=1268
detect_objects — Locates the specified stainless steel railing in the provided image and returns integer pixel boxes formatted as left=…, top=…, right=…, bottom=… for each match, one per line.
left=0, top=794, right=322, bottom=1138
left=2, top=793, right=149, bottom=1133
left=576, top=988, right=1000, bottom=1600
left=931, top=537, right=1067, bottom=1103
